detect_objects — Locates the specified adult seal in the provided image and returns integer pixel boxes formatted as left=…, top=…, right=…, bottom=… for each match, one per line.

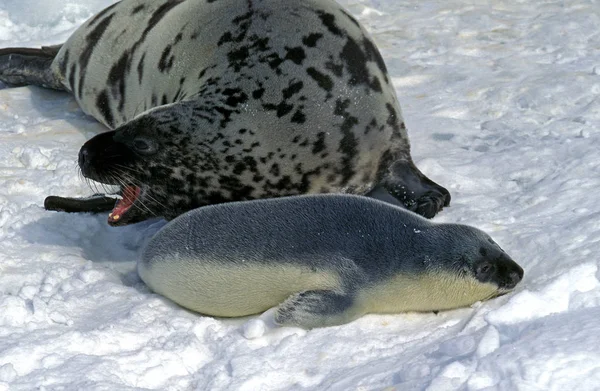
left=0, top=0, right=450, bottom=226
left=139, top=195, right=524, bottom=329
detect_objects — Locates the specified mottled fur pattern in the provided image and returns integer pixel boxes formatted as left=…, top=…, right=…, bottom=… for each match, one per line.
left=139, top=195, right=524, bottom=329
left=1, top=0, right=450, bottom=225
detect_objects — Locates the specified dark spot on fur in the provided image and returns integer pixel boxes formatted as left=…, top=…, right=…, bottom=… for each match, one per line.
left=363, top=37, right=389, bottom=83
left=291, top=110, right=306, bottom=124
left=58, top=49, right=70, bottom=79
left=233, top=162, right=246, bottom=175
left=158, top=45, right=175, bottom=72
left=222, top=88, right=249, bottom=107
left=263, top=102, right=294, bottom=118
left=285, top=46, right=306, bottom=65
left=335, top=99, right=359, bottom=185
left=302, top=33, right=323, bottom=47
left=371, top=77, right=382, bottom=92
left=316, top=11, right=343, bottom=36
left=386, top=103, right=402, bottom=139
left=306, top=67, right=333, bottom=92
left=78, top=13, right=115, bottom=98
left=96, top=90, right=114, bottom=128
left=270, top=163, right=280, bottom=177
left=68, top=64, right=76, bottom=95
left=325, top=55, right=344, bottom=77
left=137, top=52, right=146, bottom=84
left=340, top=36, right=375, bottom=90
left=146, top=1, right=185, bottom=33
left=227, top=46, right=251, bottom=71
left=87, top=2, right=118, bottom=27
left=107, top=51, right=130, bottom=112
left=282, top=80, right=304, bottom=99
left=312, top=132, right=326, bottom=154
left=253, top=87, right=265, bottom=99
left=131, top=5, right=145, bottom=15
left=218, top=31, right=234, bottom=46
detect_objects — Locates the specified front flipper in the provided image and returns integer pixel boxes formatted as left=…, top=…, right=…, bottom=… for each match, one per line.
left=275, top=290, right=361, bottom=329
left=364, top=184, right=404, bottom=207
left=380, top=159, right=450, bottom=218
left=44, top=194, right=117, bottom=213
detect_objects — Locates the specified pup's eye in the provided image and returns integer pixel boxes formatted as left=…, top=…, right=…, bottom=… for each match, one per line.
left=132, top=138, right=156, bottom=155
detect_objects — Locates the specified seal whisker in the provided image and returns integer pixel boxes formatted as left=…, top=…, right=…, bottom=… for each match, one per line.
left=87, top=178, right=101, bottom=195
left=112, top=163, right=144, bottom=175
left=110, top=173, right=156, bottom=216
left=112, top=169, right=168, bottom=212
left=111, top=169, right=162, bottom=216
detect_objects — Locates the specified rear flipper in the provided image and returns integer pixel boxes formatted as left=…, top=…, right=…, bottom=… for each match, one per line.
left=0, top=45, right=64, bottom=90
left=44, top=193, right=117, bottom=213
left=378, top=159, right=450, bottom=219
left=275, top=290, right=362, bottom=329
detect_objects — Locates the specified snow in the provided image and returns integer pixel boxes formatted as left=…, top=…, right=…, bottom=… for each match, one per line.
left=1, top=0, right=600, bottom=389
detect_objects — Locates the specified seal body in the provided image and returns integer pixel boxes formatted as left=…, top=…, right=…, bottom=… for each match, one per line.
left=139, top=195, right=523, bottom=329
left=0, top=0, right=451, bottom=226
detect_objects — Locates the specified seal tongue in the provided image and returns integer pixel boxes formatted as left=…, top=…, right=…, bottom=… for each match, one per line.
left=108, top=186, right=141, bottom=224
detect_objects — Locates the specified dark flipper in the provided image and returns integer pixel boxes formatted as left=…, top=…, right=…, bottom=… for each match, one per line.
left=0, top=45, right=63, bottom=58
left=380, top=159, right=451, bottom=219
left=364, top=185, right=404, bottom=207
left=0, top=46, right=64, bottom=90
left=44, top=194, right=117, bottom=213
left=275, top=290, right=361, bottom=329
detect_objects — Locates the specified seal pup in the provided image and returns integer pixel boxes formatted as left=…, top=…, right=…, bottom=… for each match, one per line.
left=0, top=0, right=451, bottom=225
left=139, top=194, right=523, bottom=329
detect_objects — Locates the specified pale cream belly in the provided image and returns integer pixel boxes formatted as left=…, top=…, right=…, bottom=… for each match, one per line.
left=138, top=258, right=342, bottom=317
left=356, top=272, right=500, bottom=314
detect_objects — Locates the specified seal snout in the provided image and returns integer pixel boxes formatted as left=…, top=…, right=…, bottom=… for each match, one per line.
left=475, top=254, right=524, bottom=290
left=78, top=130, right=128, bottom=182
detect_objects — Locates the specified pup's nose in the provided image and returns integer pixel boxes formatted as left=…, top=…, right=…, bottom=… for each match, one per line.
left=504, top=266, right=524, bottom=290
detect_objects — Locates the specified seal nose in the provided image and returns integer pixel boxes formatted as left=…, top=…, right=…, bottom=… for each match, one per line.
left=495, top=254, right=523, bottom=290
left=78, top=130, right=119, bottom=177
left=78, top=146, right=89, bottom=168
left=504, top=264, right=524, bottom=290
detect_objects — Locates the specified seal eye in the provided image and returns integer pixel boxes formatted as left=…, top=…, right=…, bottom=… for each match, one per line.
left=475, top=261, right=496, bottom=283
left=132, top=137, right=156, bottom=155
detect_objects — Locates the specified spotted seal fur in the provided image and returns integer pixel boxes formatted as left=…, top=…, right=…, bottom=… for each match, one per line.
left=0, top=0, right=450, bottom=225
left=139, top=194, right=524, bottom=329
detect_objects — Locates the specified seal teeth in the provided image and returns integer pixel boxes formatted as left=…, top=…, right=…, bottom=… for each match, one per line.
left=107, top=186, right=141, bottom=224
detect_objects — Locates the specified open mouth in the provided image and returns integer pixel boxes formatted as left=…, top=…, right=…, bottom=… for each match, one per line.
left=108, top=185, right=141, bottom=225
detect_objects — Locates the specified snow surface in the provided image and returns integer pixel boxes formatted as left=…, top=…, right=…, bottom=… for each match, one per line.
left=1, top=0, right=600, bottom=389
